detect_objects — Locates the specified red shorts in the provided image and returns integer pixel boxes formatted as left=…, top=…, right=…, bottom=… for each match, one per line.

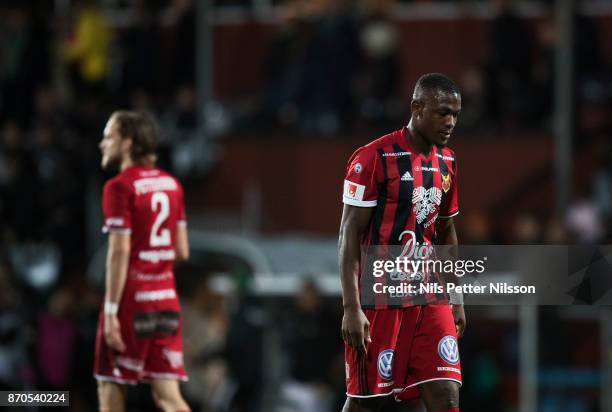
left=94, top=273, right=187, bottom=385
left=345, top=305, right=461, bottom=400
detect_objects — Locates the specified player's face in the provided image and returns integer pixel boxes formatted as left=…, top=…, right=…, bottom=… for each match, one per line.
left=418, top=92, right=461, bottom=147
left=99, top=117, right=127, bottom=171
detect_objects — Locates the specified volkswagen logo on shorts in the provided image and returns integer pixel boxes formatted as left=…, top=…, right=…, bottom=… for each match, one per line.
left=438, top=336, right=459, bottom=365
left=377, top=349, right=394, bottom=380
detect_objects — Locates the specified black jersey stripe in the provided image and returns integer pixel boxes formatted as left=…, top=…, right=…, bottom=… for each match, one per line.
left=361, top=352, right=369, bottom=395
left=436, top=147, right=449, bottom=176
left=389, top=143, right=413, bottom=246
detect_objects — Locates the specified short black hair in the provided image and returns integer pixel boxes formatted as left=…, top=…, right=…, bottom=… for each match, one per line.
left=414, top=73, right=460, bottom=97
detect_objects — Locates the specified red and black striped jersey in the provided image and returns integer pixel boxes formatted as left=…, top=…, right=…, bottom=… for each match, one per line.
left=342, top=127, right=459, bottom=308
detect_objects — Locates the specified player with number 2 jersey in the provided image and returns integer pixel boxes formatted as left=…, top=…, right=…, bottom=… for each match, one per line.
left=94, top=111, right=191, bottom=412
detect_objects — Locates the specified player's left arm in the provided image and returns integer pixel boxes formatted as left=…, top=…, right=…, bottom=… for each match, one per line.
left=175, top=183, right=189, bottom=263
left=435, top=216, right=466, bottom=338
left=175, top=223, right=189, bottom=262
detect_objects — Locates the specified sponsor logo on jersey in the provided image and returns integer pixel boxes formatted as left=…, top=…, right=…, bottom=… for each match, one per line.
left=138, top=249, right=176, bottom=263
left=401, top=171, right=413, bottom=181
left=382, top=151, right=411, bottom=157
left=412, top=187, right=442, bottom=224
left=162, top=348, right=184, bottom=369
left=134, top=272, right=173, bottom=282
left=134, top=176, right=177, bottom=195
left=442, top=173, right=451, bottom=193
left=435, top=153, right=455, bottom=161
left=134, top=289, right=176, bottom=302
left=378, top=381, right=394, bottom=388
left=377, top=349, right=394, bottom=380
left=438, top=336, right=459, bottom=365
left=414, top=166, right=439, bottom=172
left=354, top=163, right=363, bottom=173
left=437, top=366, right=461, bottom=374
left=344, top=180, right=366, bottom=201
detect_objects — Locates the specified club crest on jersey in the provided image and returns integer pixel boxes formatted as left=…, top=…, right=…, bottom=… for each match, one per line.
left=438, top=336, right=459, bottom=365
left=354, top=163, right=363, bottom=173
left=442, top=173, right=451, bottom=193
left=412, top=187, right=442, bottom=224
left=377, top=349, right=394, bottom=380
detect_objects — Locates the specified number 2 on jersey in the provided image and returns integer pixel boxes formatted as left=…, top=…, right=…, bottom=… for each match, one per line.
left=150, top=192, right=171, bottom=246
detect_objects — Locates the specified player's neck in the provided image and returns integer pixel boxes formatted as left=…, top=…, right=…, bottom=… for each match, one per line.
left=120, top=156, right=134, bottom=172
left=406, top=121, right=433, bottom=155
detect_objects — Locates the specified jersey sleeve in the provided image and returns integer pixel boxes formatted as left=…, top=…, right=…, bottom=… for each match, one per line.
left=439, top=157, right=459, bottom=218
left=102, top=179, right=133, bottom=234
left=342, top=146, right=381, bottom=207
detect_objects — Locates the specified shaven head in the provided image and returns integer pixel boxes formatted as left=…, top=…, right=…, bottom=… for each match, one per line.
left=413, top=73, right=460, bottom=102
left=410, top=73, right=461, bottom=147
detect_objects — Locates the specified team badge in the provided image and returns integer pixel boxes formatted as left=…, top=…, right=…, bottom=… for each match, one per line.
left=354, top=163, right=363, bottom=173
left=442, top=173, right=451, bottom=193
left=377, top=349, right=394, bottom=380
left=438, top=336, right=459, bottom=365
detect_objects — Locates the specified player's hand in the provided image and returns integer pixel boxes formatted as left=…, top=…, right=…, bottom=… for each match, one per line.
left=342, top=307, right=371, bottom=354
left=104, top=314, right=126, bottom=352
left=451, top=304, right=466, bottom=338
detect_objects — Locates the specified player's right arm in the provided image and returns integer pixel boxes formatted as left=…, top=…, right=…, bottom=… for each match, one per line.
left=339, top=146, right=381, bottom=353
left=104, top=232, right=129, bottom=352
left=101, top=179, right=133, bottom=353
left=339, top=204, right=374, bottom=353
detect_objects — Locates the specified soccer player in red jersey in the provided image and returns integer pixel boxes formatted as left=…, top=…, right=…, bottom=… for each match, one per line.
left=339, top=73, right=465, bottom=412
left=94, top=111, right=191, bottom=412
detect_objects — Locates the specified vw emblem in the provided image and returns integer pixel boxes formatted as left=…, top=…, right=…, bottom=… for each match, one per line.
left=377, top=349, right=394, bottom=380
left=354, top=163, right=363, bottom=173
left=438, top=336, right=459, bottom=365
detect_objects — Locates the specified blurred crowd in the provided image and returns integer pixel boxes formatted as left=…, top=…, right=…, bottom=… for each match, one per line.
left=0, top=0, right=611, bottom=411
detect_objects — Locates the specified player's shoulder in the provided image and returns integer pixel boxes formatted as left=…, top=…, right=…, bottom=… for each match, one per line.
left=350, top=128, right=403, bottom=159
left=103, top=172, right=132, bottom=194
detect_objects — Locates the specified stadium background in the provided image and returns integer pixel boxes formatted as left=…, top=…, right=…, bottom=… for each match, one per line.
left=1, top=0, right=612, bottom=411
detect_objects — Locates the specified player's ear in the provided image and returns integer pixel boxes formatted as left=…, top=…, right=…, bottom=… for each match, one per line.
left=121, top=136, right=133, bottom=154
left=411, top=99, right=423, bottom=118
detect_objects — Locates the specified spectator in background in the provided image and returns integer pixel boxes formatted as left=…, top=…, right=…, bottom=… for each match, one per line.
left=261, top=0, right=360, bottom=134
left=34, top=287, right=77, bottom=390
left=0, top=262, right=31, bottom=391
left=182, top=275, right=235, bottom=412
left=512, top=213, right=542, bottom=244
left=279, top=279, right=338, bottom=412
left=119, top=0, right=160, bottom=100
left=461, top=210, right=494, bottom=245
left=355, top=0, right=401, bottom=132
left=63, top=0, right=111, bottom=98
left=484, top=0, right=533, bottom=131
left=592, top=139, right=612, bottom=239
left=0, top=3, right=52, bottom=125
left=159, top=0, right=195, bottom=92
left=457, top=68, right=486, bottom=133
